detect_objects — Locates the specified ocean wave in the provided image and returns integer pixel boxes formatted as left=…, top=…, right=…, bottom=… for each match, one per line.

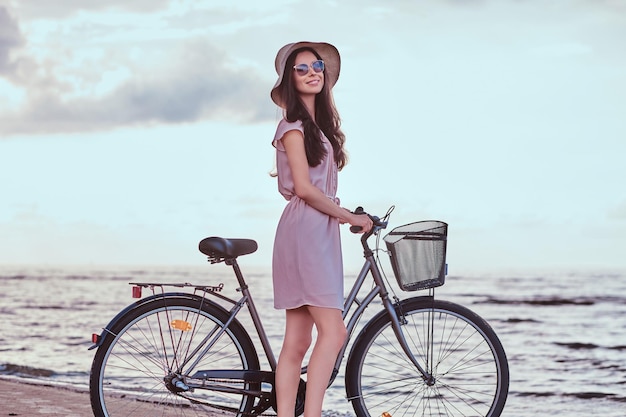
left=0, top=363, right=56, bottom=377
left=474, top=296, right=626, bottom=306
left=516, top=391, right=626, bottom=403
left=555, top=342, right=626, bottom=351
left=0, top=275, right=28, bottom=281
left=503, top=317, right=541, bottom=323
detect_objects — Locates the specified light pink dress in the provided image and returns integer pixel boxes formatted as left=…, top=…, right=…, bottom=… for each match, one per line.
left=272, top=119, right=344, bottom=310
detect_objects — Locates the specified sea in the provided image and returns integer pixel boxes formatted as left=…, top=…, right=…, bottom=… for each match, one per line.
left=0, top=263, right=624, bottom=416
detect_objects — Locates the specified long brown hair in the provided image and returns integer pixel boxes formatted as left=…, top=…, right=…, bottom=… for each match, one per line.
left=276, top=47, right=347, bottom=170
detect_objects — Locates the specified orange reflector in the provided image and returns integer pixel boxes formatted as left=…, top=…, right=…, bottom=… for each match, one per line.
left=171, top=320, right=192, bottom=331
left=382, top=413, right=392, bottom=417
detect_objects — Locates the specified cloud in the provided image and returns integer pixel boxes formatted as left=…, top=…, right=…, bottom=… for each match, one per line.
left=0, top=6, right=25, bottom=76
left=7, top=0, right=172, bottom=19
left=4, top=0, right=626, bottom=138
left=0, top=2, right=284, bottom=137
left=0, top=34, right=274, bottom=136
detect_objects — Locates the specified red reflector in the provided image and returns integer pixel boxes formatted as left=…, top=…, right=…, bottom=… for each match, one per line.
left=92, top=333, right=100, bottom=344
left=132, top=286, right=142, bottom=298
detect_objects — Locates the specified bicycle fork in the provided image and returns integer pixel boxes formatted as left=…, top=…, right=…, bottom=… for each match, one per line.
left=387, top=297, right=436, bottom=385
left=366, top=253, right=435, bottom=384
left=344, top=259, right=434, bottom=385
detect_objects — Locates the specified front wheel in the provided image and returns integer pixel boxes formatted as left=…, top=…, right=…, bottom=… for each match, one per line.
left=90, top=295, right=260, bottom=417
left=346, top=298, right=509, bottom=417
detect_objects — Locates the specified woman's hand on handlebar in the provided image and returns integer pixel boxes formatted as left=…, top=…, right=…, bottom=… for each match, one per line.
left=347, top=211, right=373, bottom=234
left=347, top=205, right=392, bottom=234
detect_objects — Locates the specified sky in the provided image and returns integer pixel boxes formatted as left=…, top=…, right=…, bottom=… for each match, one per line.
left=1, top=0, right=625, bottom=274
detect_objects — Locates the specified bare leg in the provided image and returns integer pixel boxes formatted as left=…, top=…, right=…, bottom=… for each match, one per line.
left=276, top=307, right=313, bottom=417
left=303, top=306, right=347, bottom=417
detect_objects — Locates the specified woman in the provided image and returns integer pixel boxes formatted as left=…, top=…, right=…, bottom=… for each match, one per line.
left=270, top=41, right=372, bottom=417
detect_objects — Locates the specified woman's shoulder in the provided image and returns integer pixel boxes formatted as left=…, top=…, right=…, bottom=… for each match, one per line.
left=276, top=118, right=303, bottom=134
left=273, top=118, right=304, bottom=149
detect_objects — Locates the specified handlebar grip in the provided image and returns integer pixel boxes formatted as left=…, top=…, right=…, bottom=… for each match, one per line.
left=350, top=206, right=365, bottom=233
left=349, top=204, right=392, bottom=235
left=350, top=206, right=367, bottom=233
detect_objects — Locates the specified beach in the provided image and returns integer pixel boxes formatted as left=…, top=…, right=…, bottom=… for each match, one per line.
left=0, top=377, right=228, bottom=417
left=0, top=378, right=93, bottom=416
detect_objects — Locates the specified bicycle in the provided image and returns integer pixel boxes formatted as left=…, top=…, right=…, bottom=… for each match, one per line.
left=89, top=206, right=509, bottom=417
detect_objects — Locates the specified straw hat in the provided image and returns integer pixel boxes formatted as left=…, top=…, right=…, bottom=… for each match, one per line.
left=270, top=41, right=341, bottom=108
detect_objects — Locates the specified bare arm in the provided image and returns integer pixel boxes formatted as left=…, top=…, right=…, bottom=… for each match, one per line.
left=282, top=130, right=372, bottom=232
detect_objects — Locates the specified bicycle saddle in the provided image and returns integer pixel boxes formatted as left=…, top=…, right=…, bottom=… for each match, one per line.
left=198, top=237, right=258, bottom=259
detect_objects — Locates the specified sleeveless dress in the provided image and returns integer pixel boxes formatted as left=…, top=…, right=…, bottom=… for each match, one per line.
left=272, top=119, right=344, bottom=310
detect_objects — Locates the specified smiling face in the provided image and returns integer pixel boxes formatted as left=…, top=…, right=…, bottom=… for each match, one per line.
left=292, top=50, right=325, bottom=100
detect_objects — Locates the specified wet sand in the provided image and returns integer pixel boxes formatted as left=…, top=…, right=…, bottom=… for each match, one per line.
left=0, top=378, right=223, bottom=417
left=0, top=378, right=93, bottom=416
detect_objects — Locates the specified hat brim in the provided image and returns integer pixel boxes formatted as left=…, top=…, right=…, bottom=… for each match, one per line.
left=271, top=41, right=340, bottom=108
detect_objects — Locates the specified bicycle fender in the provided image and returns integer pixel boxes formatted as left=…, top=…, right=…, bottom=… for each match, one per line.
left=88, top=292, right=220, bottom=350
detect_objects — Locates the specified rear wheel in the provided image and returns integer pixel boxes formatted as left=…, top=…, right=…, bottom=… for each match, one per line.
left=346, top=298, right=509, bottom=416
left=90, top=295, right=260, bottom=416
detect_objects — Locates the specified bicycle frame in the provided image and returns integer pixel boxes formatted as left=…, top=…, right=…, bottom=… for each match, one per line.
left=183, top=227, right=430, bottom=388
left=338, top=250, right=429, bottom=381
left=89, top=221, right=432, bottom=399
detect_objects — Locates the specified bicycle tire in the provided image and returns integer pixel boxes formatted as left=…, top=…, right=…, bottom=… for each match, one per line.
left=90, top=294, right=260, bottom=417
left=346, top=297, right=509, bottom=417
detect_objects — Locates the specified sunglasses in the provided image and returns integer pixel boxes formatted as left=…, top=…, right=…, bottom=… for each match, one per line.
left=293, top=60, right=325, bottom=76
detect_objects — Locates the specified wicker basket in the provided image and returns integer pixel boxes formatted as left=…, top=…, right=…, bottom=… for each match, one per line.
left=383, top=220, right=448, bottom=291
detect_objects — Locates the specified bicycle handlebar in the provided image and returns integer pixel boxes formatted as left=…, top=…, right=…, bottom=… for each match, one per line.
left=349, top=206, right=389, bottom=235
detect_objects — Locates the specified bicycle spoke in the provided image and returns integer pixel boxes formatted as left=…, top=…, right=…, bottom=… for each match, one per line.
left=346, top=298, right=508, bottom=417
left=91, top=297, right=260, bottom=417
